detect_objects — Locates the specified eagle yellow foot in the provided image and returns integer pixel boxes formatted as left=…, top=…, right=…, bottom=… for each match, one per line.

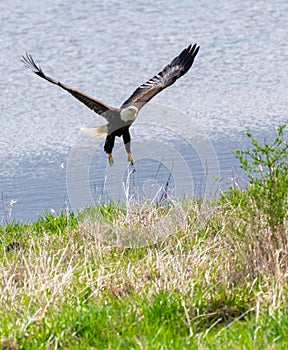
left=128, top=153, right=134, bottom=165
left=128, top=153, right=136, bottom=173
left=108, top=153, right=114, bottom=166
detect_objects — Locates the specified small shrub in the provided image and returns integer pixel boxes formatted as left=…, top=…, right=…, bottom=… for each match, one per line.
left=223, top=125, right=288, bottom=234
left=221, top=125, right=288, bottom=274
left=235, top=125, right=288, bottom=233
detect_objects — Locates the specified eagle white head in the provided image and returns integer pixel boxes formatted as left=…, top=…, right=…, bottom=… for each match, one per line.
left=120, top=105, right=139, bottom=122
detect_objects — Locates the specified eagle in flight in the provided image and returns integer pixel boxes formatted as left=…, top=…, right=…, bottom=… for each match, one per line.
left=22, top=44, right=200, bottom=166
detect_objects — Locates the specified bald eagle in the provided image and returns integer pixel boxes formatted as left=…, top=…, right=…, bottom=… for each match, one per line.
left=22, top=44, right=200, bottom=166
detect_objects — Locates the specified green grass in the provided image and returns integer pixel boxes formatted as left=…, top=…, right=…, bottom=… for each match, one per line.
left=1, top=126, right=287, bottom=349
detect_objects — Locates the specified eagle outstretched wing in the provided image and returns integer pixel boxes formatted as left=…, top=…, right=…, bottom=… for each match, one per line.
left=121, top=44, right=200, bottom=110
left=21, top=53, right=116, bottom=118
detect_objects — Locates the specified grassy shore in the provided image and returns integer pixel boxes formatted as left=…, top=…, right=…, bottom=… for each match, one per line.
left=1, top=126, right=287, bottom=349
left=0, top=196, right=287, bottom=349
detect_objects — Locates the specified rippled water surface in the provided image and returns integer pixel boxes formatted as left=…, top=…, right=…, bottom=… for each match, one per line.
left=1, top=0, right=287, bottom=221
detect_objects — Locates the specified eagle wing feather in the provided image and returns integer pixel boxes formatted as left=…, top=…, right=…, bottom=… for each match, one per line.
left=21, top=53, right=116, bottom=118
left=120, top=43, right=200, bottom=110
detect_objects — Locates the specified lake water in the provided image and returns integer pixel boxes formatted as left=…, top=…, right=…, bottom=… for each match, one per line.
left=1, top=0, right=287, bottom=222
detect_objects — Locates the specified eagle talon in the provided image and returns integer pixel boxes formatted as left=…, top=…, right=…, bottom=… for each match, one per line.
left=128, top=153, right=134, bottom=165
left=108, top=153, right=114, bottom=166
left=128, top=153, right=136, bottom=172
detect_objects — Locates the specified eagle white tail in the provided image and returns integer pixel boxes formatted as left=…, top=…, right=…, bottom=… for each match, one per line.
left=80, top=125, right=108, bottom=138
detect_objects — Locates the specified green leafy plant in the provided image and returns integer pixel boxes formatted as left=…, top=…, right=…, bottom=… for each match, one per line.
left=219, top=125, right=288, bottom=275
left=235, top=125, right=288, bottom=233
